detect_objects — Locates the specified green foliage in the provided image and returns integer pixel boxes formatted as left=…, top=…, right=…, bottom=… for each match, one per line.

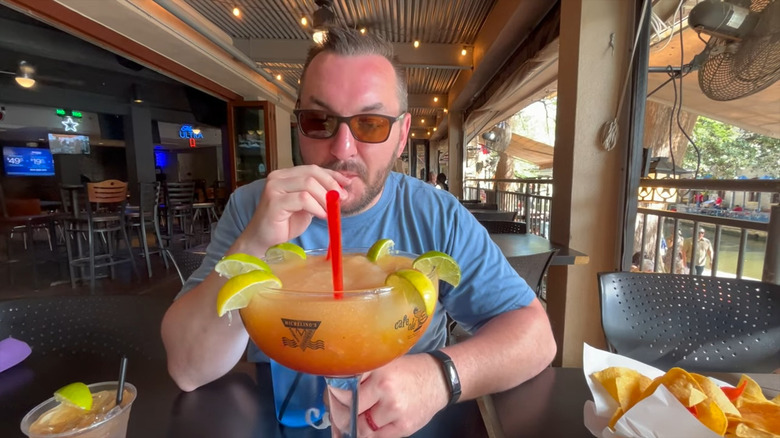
left=684, top=117, right=780, bottom=178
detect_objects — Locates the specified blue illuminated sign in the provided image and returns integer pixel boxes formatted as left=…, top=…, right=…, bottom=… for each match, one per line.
left=179, top=125, right=203, bottom=139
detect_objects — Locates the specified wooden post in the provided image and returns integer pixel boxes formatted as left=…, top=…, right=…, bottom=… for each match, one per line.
left=762, top=205, right=779, bottom=284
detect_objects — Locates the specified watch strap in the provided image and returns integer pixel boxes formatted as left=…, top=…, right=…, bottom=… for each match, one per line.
left=427, top=349, right=461, bottom=406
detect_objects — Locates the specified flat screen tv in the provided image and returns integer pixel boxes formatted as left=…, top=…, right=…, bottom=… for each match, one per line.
left=48, top=133, right=90, bottom=154
left=2, top=147, right=55, bottom=176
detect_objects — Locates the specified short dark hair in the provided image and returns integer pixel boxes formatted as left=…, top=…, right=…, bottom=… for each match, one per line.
left=298, top=27, right=408, bottom=112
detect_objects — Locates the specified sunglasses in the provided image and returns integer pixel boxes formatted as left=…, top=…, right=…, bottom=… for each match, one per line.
left=294, top=109, right=405, bottom=144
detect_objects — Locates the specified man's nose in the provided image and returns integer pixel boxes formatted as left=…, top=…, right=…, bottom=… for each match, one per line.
left=329, top=121, right=357, bottom=160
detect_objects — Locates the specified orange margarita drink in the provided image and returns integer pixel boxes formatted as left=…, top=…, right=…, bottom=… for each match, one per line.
left=239, top=249, right=438, bottom=376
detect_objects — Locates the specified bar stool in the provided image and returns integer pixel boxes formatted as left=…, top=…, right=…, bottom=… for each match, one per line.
left=62, top=180, right=138, bottom=293
left=162, top=181, right=195, bottom=249
left=126, top=182, right=168, bottom=277
left=190, top=201, right=220, bottom=244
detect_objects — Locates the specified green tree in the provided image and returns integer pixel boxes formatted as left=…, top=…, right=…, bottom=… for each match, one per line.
left=683, top=117, right=780, bottom=178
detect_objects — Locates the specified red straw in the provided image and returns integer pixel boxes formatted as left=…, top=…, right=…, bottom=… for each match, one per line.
left=326, top=190, right=343, bottom=298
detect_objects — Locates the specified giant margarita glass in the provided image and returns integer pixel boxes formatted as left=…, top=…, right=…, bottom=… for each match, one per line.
left=214, top=240, right=460, bottom=438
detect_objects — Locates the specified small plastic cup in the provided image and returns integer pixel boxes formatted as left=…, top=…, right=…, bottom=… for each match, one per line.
left=270, top=360, right=327, bottom=428
left=20, top=381, right=137, bottom=438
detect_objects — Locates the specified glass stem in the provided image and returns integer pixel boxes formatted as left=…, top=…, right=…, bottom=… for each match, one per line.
left=325, top=376, right=359, bottom=438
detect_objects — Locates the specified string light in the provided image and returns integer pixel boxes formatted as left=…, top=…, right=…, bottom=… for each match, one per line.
left=443, top=108, right=448, bottom=113
left=461, top=48, right=467, bottom=56
left=301, top=17, right=308, bottom=26
left=421, top=118, right=425, bottom=124
left=360, top=28, right=367, bottom=34
left=433, top=97, right=439, bottom=103
left=276, top=74, right=282, bottom=80
left=433, top=127, right=437, bottom=132
left=413, top=40, right=420, bottom=48
left=232, top=7, right=240, bottom=17
left=411, top=133, right=415, bottom=137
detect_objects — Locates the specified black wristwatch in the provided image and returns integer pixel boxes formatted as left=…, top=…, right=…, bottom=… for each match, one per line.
left=427, top=349, right=461, bottom=406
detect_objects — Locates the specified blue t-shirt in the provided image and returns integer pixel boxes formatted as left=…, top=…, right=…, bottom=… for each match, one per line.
left=180, top=172, right=535, bottom=360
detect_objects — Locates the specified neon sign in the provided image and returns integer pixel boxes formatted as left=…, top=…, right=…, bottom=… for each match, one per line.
left=179, top=125, right=203, bottom=139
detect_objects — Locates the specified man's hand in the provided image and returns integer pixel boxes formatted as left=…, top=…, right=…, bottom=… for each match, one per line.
left=230, top=165, right=349, bottom=256
left=327, top=354, right=448, bottom=437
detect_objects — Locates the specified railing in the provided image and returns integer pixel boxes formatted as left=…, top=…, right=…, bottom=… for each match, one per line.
left=463, top=178, right=553, bottom=239
left=636, top=178, right=779, bottom=284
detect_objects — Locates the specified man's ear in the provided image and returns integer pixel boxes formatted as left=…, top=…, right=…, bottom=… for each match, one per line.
left=397, top=113, right=412, bottom=158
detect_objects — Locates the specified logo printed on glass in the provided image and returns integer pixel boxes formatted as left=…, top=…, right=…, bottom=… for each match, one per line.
left=394, top=307, right=428, bottom=333
left=281, top=319, right=325, bottom=351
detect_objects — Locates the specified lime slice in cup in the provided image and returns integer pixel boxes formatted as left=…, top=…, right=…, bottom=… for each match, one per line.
left=265, top=243, right=306, bottom=262
left=366, top=239, right=395, bottom=262
left=216, top=270, right=282, bottom=317
left=214, top=253, right=270, bottom=278
left=386, top=269, right=437, bottom=317
left=413, top=251, right=461, bottom=287
left=53, top=382, right=93, bottom=411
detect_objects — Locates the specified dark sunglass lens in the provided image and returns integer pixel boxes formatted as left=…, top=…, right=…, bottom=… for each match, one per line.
left=299, top=111, right=336, bottom=138
left=351, top=115, right=390, bottom=143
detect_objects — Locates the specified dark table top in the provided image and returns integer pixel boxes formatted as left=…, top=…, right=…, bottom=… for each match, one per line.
left=0, top=356, right=487, bottom=438
left=489, top=233, right=590, bottom=266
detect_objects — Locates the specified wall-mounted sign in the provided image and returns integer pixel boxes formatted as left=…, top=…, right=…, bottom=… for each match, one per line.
left=179, top=124, right=203, bottom=139
left=55, top=109, right=83, bottom=118
left=61, top=116, right=79, bottom=132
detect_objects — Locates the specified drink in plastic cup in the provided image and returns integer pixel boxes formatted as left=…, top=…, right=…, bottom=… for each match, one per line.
left=270, top=360, right=327, bottom=428
left=20, top=382, right=136, bottom=438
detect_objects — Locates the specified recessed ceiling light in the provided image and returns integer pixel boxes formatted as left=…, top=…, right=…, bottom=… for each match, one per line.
left=461, top=48, right=467, bottom=56
left=421, top=118, right=425, bottom=123
left=433, top=97, right=438, bottom=103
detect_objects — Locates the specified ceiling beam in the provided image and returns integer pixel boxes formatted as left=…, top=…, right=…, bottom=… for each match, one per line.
left=235, top=39, right=472, bottom=70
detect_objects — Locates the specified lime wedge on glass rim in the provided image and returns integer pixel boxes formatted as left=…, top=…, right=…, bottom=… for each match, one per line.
left=386, top=269, right=437, bottom=317
left=214, top=253, right=270, bottom=278
left=265, top=243, right=306, bottom=262
left=367, top=239, right=395, bottom=262
left=53, top=382, right=93, bottom=411
left=413, top=251, right=461, bottom=287
left=216, top=270, right=282, bottom=317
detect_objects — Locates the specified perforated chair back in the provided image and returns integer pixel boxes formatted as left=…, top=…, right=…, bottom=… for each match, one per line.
left=166, top=248, right=207, bottom=285
left=0, top=295, right=167, bottom=361
left=598, top=272, right=780, bottom=372
left=507, top=249, right=557, bottom=298
left=479, top=220, right=527, bottom=234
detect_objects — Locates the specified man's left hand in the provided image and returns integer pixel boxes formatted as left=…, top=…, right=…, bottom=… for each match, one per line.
left=327, top=353, right=449, bottom=437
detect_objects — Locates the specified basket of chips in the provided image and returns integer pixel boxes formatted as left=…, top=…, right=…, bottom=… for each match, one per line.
left=583, top=344, right=779, bottom=437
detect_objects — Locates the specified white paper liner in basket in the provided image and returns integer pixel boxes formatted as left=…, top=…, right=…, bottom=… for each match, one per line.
left=582, top=343, right=728, bottom=438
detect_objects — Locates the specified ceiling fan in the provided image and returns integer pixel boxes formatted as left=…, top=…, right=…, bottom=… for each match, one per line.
left=687, top=0, right=780, bottom=100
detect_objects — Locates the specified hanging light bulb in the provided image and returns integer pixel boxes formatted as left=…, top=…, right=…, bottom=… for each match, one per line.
left=301, top=17, right=308, bottom=26
left=233, top=7, right=240, bottom=17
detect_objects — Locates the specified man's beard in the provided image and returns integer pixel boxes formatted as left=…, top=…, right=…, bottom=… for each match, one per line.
left=323, top=147, right=398, bottom=216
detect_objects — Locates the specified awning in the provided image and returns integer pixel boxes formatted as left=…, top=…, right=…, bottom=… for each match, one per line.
left=504, top=134, right=554, bottom=169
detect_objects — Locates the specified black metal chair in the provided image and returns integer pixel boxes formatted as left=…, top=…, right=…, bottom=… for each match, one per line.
left=0, top=295, right=168, bottom=361
left=470, top=211, right=516, bottom=222
left=166, top=247, right=207, bottom=285
left=598, top=272, right=780, bottom=373
left=507, top=249, right=558, bottom=299
left=478, top=220, right=527, bottom=234
left=162, top=181, right=196, bottom=249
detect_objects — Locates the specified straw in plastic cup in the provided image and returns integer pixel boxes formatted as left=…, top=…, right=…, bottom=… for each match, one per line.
left=20, top=381, right=137, bottom=438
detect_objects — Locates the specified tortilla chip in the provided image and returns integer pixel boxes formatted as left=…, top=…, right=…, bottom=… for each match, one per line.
left=694, top=400, right=728, bottom=436
left=641, top=367, right=707, bottom=407
left=592, top=367, right=652, bottom=411
left=691, top=373, right=741, bottom=417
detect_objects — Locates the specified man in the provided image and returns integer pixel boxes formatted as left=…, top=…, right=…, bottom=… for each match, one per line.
left=684, top=228, right=713, bottom=276
left=161, top=27, right=555, bottom=437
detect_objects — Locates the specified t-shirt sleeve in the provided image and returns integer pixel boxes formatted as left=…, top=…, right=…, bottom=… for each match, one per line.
left=439, top=205, right=537, bottom=333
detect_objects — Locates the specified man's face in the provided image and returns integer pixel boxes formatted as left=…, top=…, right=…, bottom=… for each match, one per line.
left=698, top=231, right=705, bottom=240
left=297, top=53, right=411, bottom=215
